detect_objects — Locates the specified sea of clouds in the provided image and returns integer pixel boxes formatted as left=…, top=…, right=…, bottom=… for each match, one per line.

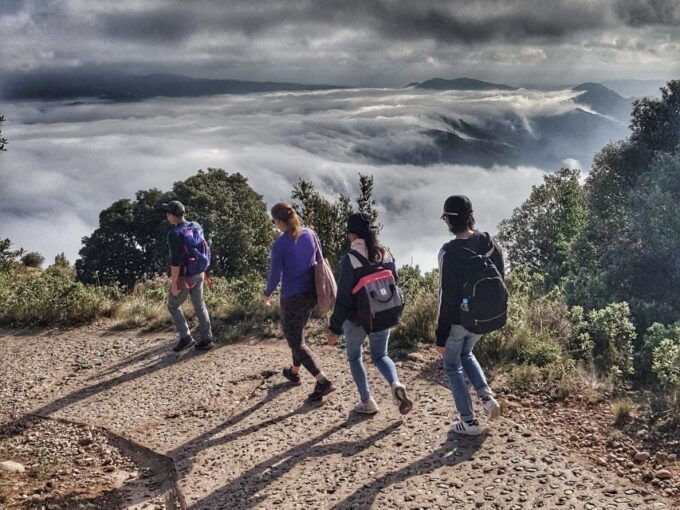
left=0, top=87, right=604, bottom=270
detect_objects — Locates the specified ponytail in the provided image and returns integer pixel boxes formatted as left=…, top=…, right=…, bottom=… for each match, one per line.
left=271, top=202, right=302, bottom=240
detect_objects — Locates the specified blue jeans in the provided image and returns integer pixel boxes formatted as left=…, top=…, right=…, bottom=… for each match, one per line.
left=343, top=320, right=400, bottom=403
left=442, top=324, right=493, bottom=422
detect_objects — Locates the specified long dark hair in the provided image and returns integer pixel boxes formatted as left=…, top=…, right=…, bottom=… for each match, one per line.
left=348, top=213, right=385, bottom=263
left=448, top=213, right=476, bottom=235
left=271, top=202, right=302, bottom=240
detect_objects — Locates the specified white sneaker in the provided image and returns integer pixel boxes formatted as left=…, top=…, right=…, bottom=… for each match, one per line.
left=451, top=419, right=482, bottom=436
left=354, top=398, right=379, bottom=414
left=391, top=384, right=413, bottom=415
left=482, top=396, right=501, bottom=420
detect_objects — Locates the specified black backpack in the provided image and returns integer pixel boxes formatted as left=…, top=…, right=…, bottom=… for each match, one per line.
left=459, top=246, right=508, bottom=334
left=348, top=250, right=404, bottom=334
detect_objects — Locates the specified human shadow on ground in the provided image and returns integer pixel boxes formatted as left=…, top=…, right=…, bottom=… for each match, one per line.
left=167, top=381, right=296, bottom=461
left=187, top=414, right=400, bottom=510
left=330, top=430, right=487, bottom=509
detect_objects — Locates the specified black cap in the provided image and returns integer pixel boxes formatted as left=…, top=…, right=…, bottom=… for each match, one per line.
left=161, top=200, right=186, bottom=217
left=347, top=212, right=371, bottom=235
left=442, top=195, right=472, bottom=218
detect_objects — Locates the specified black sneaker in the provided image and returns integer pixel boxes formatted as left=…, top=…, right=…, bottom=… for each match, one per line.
left=195, top=339, right=214, bottom=351
left=306, top=379, right=336, bottom=402
left=282, top=367, right=301, bottom=386
left=172, top=336, right=195, bottom=353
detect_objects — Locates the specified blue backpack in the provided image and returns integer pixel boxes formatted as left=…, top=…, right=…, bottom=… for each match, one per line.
left=177, top=222, right=211, bottom=276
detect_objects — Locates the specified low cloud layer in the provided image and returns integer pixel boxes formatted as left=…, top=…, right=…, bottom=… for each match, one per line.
left=0, top=87, right=625, bottom=268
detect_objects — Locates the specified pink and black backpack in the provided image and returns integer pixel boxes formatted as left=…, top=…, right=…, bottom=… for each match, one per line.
left=348, top=249, right=403, bottom=333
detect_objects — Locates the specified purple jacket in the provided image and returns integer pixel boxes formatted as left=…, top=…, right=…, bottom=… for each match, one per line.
left=264, top=228, right=319, bottom=300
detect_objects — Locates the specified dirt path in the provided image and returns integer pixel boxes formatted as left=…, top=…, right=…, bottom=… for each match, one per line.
left=0, top=325, right=675, bottom=509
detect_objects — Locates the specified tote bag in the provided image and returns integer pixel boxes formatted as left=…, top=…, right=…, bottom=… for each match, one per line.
left=311, top=231, right=337, bottom=313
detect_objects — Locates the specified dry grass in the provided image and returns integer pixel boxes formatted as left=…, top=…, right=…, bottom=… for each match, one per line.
left=612, top=398, right=634, bottom=426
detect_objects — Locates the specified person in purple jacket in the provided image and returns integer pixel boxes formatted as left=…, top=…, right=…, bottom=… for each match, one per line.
left=263, top=202, right=336, bottom=402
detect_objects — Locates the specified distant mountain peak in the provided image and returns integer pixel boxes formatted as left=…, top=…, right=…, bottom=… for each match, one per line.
left=411, top=77, right=516, bottom=91
left=571, top=82, right=631, bottom=122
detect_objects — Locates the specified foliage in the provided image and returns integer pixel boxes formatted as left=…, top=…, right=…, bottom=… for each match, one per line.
left=0, top=268, right=118, bottom=326
left=21, top=252, right=45, bottom=268
left=652, top=339, right=680, bottom=387
left=113, top=275, right=277, bottom=339
left=497, top=168, right=587, bottom=289
left=391, top=265, right=439, bottom=348
left=77, top=169, right=274, bottom=288
left=580, top=302, right=635, bottom=378
left=638, top=321, right=680, bottom=381
left=291, top=174, right=378, bottom=269
left=0, top=238, right=24, bottom=272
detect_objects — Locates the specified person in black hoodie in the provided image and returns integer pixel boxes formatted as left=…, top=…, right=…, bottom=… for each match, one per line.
left=327, top=213, right=413, bottom=415
left=437, top=195, right=504, bottom=436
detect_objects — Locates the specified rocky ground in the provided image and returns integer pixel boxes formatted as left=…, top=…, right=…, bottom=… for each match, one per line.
left=0, top=323, right=678, bottom=509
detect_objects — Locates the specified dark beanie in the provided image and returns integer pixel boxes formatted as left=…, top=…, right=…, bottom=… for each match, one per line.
left=347, top=212, right=371, bottom=235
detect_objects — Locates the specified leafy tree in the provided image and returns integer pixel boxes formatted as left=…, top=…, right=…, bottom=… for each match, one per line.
left=0, top=239, right=23, bottom=272
left=77, top=169, right=273, bottom=288
left=566, top=81, right=680, bottom=327
left=172, top=169, right=274, bottom=278
left=53, top=252, right=70, bottom=268
left=497, top=168, right=587, bottom=288
left=0, top=115, right=6, bottom=151
left=21, top=252, right=45, bottom=268
left=291, top=174, right=379, bottom=268
left=291, top=179, right=352, bottom=268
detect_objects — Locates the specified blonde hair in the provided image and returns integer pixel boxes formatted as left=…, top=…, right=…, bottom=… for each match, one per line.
left=271, top=202, right=302, bottom=240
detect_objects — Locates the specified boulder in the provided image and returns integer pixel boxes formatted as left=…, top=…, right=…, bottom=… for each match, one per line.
left=0, top=460, right=25, bottom=473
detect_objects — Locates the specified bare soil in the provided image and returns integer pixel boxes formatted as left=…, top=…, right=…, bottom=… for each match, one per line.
left=0, top=324, right=677, bottom=509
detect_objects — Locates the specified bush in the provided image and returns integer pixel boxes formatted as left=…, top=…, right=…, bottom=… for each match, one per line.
left=113, top=275, right=278, bottom=339
left=0, top=269, right=118, bottom=326
left=391, top=265, right=439, bottom=348
left=638, top=321, right=680, bottom=382
left=582, top=302, right=635, bottom=378
left=21, top=252, right=44, bottom=268
left=652, top=338, right=680, bottom=387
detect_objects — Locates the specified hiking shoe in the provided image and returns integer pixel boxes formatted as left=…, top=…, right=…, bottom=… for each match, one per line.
left=306, top=379, right=336, bottom=402
left=282, top=367, right=301, bottom=386
left=354, top=398, right=379, bottom=414
left=172, top=336, right=194, bottom=353
left=451, top=418, right=482, bottom=436
left=392, top=384, right=413, bottom=415
left=194, top=339, right=214, bottom=351
left=482, top=395, right=501, bottom=421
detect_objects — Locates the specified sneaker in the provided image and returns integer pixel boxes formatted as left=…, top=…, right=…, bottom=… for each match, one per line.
left=306, top=379, right=336, bottom=402
left=392, top=384, right=413, bottom=415
left=172, top=336, right=194, bottom=353
left=451, top=418, right=482, bottom=436
left=482, top=395, right=501, bottom=420
left=354, top=398, right=379, bottom=414
left=194, top=339, right=214, bottom=351
left=282, top=367, right=301, bottom=386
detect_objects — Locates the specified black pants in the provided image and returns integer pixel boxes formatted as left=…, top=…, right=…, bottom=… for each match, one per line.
left=280, top=291, right=321, bottom=377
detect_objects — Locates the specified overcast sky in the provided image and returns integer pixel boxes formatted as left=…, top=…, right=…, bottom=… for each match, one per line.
left=1, top=0, right=678, bottom=86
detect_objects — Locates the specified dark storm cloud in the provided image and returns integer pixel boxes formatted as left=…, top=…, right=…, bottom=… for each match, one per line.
left=615, top=0, right=680, bottom=26
left=98, top=7, right=199, bottom=43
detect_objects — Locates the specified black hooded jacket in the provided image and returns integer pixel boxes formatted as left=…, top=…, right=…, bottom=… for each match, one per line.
left=436, top=231, right=505, bottom=346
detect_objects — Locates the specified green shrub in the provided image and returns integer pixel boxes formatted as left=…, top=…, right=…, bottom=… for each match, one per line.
left=639, top=321, right=680, bottom=381
left=582, top=302, right=635, bottom=378
left=391, top=265, right=439, bottom=348
left=652, top=338, right=680, bottom=386
left=0, top=269, right=118, bottom=325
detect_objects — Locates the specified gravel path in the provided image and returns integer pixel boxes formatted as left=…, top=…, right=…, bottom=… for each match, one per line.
left=0, top=325, right=675, bottom=509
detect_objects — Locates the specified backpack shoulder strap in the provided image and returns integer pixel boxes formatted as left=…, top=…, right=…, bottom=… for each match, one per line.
left=348, top=249, right=372, bottom=268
